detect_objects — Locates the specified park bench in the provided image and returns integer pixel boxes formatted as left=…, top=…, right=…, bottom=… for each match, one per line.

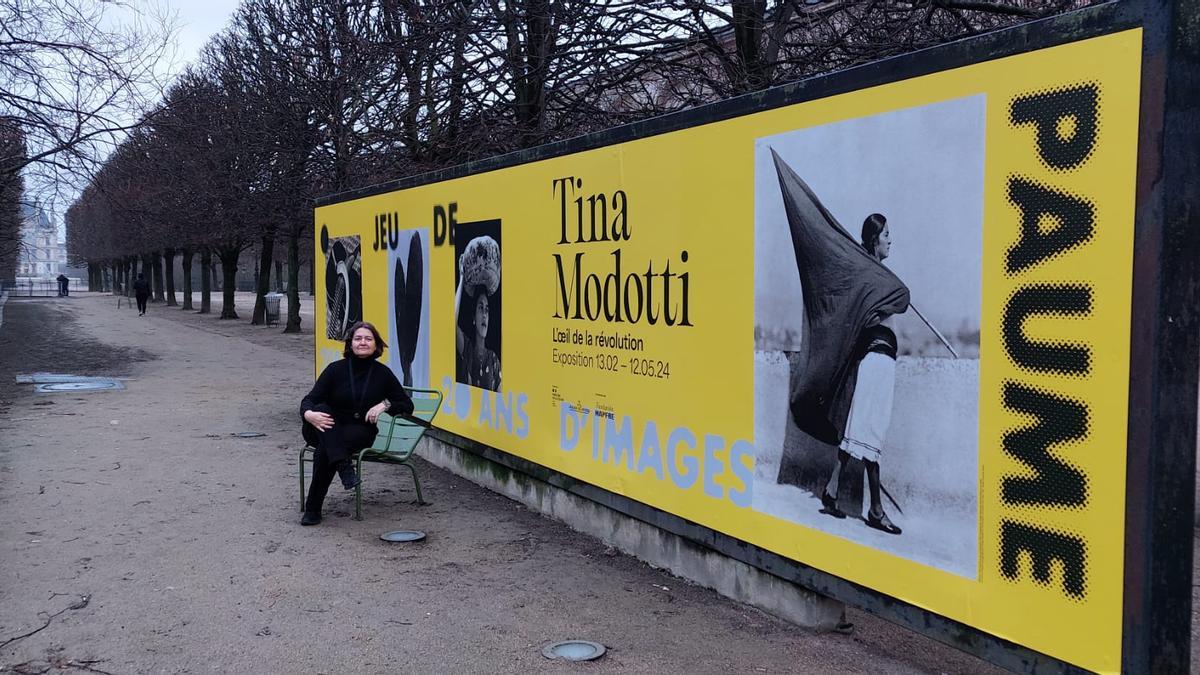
left=299, top=387, right=442, bottom=520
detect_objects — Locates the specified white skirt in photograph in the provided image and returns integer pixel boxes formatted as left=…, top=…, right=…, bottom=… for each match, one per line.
left=839, top=351, right=896, bottom=463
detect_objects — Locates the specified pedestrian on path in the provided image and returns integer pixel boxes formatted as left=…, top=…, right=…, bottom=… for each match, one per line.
left=133, top=273, right=150, bottom=315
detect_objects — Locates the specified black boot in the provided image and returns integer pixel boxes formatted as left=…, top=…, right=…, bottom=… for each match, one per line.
left=337, top=461, right=361, bottom=490
left=865, top=510, right=902, bottom=535
left=300, top=511, right=322, bottom=526
left=820, top=490, right=846, bottom=519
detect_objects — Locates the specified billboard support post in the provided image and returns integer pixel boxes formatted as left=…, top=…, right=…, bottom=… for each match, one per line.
left=1123, top=1, right=1200, bottom=673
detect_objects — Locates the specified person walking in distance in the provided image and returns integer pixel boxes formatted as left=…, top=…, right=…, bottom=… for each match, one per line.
left=133, top=273, right=150, bottom=316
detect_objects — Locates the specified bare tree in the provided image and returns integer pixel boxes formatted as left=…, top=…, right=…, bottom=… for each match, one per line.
left=632, top=1, right=1097, bottom=104
left=208, top=0, right=397, bottom=331
left=434, top=1, right=673, bottom=154
left=0, top=0, right=175, bottom=199
left=0, top=118, right=24, bottom=279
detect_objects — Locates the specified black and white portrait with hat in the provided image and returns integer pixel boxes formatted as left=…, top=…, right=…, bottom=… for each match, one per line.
left=321, top=226, right=362, bottom=341
left=454, top=219, right=503, bottom=392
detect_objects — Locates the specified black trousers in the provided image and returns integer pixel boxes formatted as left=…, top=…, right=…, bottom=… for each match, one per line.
left=136, top=293, right=148, bottom=313
left=303, top=405, right=376, bottom=513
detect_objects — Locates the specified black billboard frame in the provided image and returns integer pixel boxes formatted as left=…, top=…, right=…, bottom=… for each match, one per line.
left=317, top=1, right=1199, bottom=672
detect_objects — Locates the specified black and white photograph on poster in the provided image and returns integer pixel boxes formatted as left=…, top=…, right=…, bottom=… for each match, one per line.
left=753, top=95, right=984, bottom=578
left=388, top=229, right=430, bottom=389
left=454, top=220, right=502, bottom=392
left=321, top=226, right=362, bottom=341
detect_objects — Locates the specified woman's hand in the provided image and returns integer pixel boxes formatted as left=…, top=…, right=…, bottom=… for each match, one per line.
left=304, top=409, right=334, bottom=431
left=365, top=402, right=388, bottom=424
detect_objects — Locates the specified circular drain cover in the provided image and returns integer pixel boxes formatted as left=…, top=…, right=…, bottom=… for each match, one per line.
left=379, top=530, right=426, bottom=543
left=36, top=380, right=122, bottom=392
left=542, top=640, right=606, bottom=662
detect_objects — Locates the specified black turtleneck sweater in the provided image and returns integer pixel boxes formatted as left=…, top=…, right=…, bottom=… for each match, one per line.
left=300, top=357, right=414, bottom=424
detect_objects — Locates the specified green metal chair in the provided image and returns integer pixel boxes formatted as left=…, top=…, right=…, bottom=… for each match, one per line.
left=299, top=387, right=443, bottom=520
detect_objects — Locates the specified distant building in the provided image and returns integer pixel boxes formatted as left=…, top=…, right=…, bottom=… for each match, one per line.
left=16, top=201, right=65, bottom=278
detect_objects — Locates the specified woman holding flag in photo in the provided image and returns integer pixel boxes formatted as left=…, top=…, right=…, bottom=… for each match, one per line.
left=770, top=150, right=912, bottom=535
left=820, top=214, right=902, bottom=534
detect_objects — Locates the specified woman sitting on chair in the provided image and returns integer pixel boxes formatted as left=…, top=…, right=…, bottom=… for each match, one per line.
left=300, top=321, right=413, bottom=526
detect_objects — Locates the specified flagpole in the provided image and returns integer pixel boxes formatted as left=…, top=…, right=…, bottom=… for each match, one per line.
left=909, top=303, right=959, bottom=359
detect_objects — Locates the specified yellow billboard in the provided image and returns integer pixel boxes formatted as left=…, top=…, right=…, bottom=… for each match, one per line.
left=314, top=29, right=1141, bottom=672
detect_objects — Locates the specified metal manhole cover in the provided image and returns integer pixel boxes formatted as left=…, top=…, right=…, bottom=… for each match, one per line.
left=35, top=380, right=124, bottom=392
left=542, top=640, right=606, bottom=661
left=379, top=530, right=426, bottom=543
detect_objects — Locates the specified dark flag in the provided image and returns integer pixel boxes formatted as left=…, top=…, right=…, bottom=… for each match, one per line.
left=770, top=149, right=910, bottom=445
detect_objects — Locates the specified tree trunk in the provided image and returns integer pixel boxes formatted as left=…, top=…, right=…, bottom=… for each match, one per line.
left=308, top=257, right=314, bottom=296
left=153, top=252, right=165, bottom=302
left=143, top=253, right=157, bottom=302
left=251, top=231, right=275, bottom=325
left=218, top=246, right=240, bottom=319
left=152, top=252, right=166, bottom=302
left=199, top=249, right=212, bottom=314
left=285, top=226, right=302, bottom=333
left=211, top=262, right=220, bottom=292
left=181, top=249, right=194, bottom=311
left=163, top=247, right=178, bottom=306
left=731, top=0, right=766, bottom=92
left=125, top=257, right=135, bottom=299
left=274, top=259, right=283, bottom=293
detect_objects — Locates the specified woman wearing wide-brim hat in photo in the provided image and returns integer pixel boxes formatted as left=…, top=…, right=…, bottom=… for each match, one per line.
left=454, top=235, right=501, bottom=392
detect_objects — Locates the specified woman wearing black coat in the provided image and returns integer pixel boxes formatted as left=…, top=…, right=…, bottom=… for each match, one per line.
left=133, top=273, right=150, bottom=315
left=300, top=321, right=414, bottom=525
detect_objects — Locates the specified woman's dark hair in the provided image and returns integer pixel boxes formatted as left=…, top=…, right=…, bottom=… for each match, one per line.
left=343, top=321, right=387, bottom=358
left=861, top=213, right=887, bottom=255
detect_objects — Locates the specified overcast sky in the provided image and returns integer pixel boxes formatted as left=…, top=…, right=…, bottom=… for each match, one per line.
left=160, top=0, right=244, bottom=78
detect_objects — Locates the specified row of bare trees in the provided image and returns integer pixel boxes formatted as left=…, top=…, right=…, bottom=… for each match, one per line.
left=62, top=0, right=1092, bottom=330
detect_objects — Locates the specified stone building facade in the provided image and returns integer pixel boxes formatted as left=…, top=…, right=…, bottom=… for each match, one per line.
left=16, top=201, right=65, bottom=278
